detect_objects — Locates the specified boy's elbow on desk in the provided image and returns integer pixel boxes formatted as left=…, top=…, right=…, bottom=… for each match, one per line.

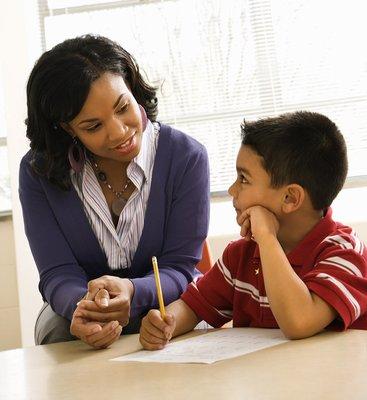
left=282, top=327, right=314, bottom=340
left=278, top=318, right=328, bottom=340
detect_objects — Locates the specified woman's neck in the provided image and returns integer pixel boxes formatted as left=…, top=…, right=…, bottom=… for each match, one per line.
left=91, top=154, right=130, bottom=175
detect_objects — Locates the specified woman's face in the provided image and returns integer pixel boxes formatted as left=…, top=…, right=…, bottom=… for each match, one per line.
left=66, top=72, right=144, bottom=163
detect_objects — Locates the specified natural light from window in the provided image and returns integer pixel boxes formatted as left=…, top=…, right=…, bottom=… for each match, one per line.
left=0, top=0, right=366, bottom=214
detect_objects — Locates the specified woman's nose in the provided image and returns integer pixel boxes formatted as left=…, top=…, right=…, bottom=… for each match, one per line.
left=108, top=118, right=128, bottom=141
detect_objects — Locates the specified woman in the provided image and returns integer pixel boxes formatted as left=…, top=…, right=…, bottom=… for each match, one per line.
left=19, top=34, right=209, bottom=349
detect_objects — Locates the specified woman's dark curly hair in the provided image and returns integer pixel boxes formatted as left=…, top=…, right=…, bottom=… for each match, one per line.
left=26, top=34, right=158, bottom=190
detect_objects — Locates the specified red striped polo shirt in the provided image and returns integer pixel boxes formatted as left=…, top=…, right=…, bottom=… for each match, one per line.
left=181, top=208, right=367, bottom=330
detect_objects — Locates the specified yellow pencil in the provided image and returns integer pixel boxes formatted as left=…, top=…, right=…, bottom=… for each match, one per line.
left=152, top=256, right=166, bottom=320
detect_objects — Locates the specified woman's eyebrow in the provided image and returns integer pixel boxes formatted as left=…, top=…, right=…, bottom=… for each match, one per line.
left=78, top=117, right=99, bottom=125
left=77, top=93, right=127, bottom=125
left=113, top=93, right=125, bottom=109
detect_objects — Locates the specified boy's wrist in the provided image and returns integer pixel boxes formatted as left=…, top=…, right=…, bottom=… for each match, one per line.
left=256, top=232, right=279, bottom=249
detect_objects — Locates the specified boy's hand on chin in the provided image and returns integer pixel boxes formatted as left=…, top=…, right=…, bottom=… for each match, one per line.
left=238, top=206, right=279, bottom=242
left=237, top=211, right=252, bottom=240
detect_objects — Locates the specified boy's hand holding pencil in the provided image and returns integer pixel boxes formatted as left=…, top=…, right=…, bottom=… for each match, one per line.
left=140, top=309, right=176, bottom=350
left=139, top=256, right=176, bottom=350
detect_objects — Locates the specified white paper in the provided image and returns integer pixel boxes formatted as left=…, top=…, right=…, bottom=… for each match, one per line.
left=111, top=328, right=288, bottom=364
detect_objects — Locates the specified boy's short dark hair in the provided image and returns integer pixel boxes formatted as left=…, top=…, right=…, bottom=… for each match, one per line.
left=241, top=111, right=348, bottom=210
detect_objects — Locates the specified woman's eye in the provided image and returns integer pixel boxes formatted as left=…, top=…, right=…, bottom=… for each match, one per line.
left=86, top=123, right=101, bottom=132
left=117, top=103, right=128, bottom=113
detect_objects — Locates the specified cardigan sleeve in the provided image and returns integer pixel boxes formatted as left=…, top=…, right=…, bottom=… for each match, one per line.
left=129, top=141, right=210, bottom=318
left=18, top=156, right=87, bottom=320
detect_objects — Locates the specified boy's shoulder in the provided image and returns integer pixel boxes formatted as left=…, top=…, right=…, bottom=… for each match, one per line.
left=320, top=223, right=365, bottom=254
left=296, top=208, right=365, bottom=260
left=311, top=217, right=367, bottom=269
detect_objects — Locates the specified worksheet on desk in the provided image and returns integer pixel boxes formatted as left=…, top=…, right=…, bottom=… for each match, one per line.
left=111, top=328, right=288, bottom=364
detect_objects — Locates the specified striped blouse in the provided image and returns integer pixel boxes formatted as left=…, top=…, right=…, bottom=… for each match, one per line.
left=71, top=121, right=159, bottom=270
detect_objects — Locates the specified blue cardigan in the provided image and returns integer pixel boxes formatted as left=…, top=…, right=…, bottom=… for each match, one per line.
left=19, top=124, right=210, bottom=320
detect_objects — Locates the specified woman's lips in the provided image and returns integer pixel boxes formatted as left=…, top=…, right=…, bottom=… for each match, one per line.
left=113, top=134, right=137, bottom=155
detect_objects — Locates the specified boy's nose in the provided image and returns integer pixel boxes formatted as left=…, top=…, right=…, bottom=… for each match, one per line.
left=228, top=182, right=236, bottom=197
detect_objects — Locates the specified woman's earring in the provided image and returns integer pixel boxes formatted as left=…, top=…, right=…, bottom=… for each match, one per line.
left=68, top=137, right=85, bottom=173
left=139, top=104, right=148, bottom=131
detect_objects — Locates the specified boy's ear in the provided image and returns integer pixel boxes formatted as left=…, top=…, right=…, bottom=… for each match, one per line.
left=281, top=184, right=305, bottom=214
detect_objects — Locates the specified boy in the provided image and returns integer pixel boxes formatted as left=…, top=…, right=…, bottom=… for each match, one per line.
left=139, top=111, right=367, bottom=350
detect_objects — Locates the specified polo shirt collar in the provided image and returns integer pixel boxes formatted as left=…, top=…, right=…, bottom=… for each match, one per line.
left=287, top=207, right=336, bottom=265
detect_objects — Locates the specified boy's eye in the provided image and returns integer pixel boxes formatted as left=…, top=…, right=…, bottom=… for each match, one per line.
left=239, top=175, right=249, bottom=184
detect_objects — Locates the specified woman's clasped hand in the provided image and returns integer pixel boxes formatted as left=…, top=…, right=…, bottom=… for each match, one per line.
left=71, top=276, right=134, bottom=349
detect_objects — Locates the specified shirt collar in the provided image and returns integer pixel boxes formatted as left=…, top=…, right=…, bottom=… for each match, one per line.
left=126, top=119, right=156, bottom=190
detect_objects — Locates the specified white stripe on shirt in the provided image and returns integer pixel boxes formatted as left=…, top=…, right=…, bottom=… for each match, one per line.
left=324, top=233, right=365, bottom=255
left=216, top=256, right=269, bottom=306
left=351, top=230, right=365, bottom=255
left=318, top=256, right=363, bottom=277
left=316, top=272, right=361, bottom=321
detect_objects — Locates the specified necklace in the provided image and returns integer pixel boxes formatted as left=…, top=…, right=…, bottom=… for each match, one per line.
left=90, top=155, right=131, bottom=217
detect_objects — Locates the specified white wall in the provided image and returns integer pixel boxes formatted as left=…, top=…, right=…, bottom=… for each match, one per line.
left=1, top=0, right=43, bottom=347
left=0, top=217, right=21, bottom=350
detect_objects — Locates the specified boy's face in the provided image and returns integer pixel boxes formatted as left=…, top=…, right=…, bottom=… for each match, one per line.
left=228, top=145, right=284, bottom=221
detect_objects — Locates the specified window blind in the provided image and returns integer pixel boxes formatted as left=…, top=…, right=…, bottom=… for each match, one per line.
left=38, top=0, right=367, bottom=193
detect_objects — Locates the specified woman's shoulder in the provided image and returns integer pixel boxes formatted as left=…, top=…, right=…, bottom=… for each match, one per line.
left=20, top=150, right=32, bottom=165
left=20, top=150, right=34, bottom=179
left=19, top=150, right=49, bottom=188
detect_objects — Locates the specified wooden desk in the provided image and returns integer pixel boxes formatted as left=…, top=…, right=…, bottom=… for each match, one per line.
left=1, top=329, right=366, bottom=400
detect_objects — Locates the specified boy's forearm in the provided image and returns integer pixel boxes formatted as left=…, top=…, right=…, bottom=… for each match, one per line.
left=258, top=235, right=336, bottom=338
left=166, top=299, right=200, bottom=338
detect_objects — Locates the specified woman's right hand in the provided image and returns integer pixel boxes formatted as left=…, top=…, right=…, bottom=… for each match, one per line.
left=75, top=276, right=134, bottom=328
left=139, top=310, right=176, bottom=350
left=70, top=301, right=122, bottom=349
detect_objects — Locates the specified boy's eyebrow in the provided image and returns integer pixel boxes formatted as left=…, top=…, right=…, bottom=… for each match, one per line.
left=77, top=93, right=127, bottom=125
left=236, top=166, right=252, bottom=177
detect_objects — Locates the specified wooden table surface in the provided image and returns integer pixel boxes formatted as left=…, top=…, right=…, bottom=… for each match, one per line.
left=1, top=328, right=366, bottom=400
